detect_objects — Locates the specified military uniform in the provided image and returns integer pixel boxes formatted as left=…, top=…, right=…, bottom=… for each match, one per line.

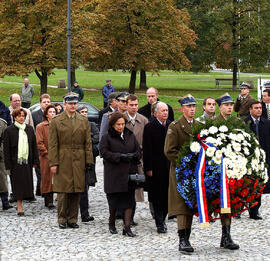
left=234, top=94, right=256, bottom=117
left=49, top=95, right=93, bottom=226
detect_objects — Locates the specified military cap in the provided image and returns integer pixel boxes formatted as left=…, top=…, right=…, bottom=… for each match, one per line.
left=116, top=92, right=129, bottom=101
left=106, top=79, right=111, bottom=82
left=240, top=82, right=251, bottom=89
left=63, top=92, right=79, bottom=103
left=216, top=93, right=234, bottom=106
left=263, top=81, right=270, bottom=89
left=178, top=94, right=196, bottom=106
left=73, top=80, right=78, bottom=84
left=108, top=92, right=118, bottom=100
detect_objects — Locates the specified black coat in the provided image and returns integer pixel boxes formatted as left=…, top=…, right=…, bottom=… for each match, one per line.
left=99, top=127, right=140, bottom=194
left=138, top=101, right=174, bottom=122
left=32, top=109, right=43, bottom=129
left=244, top=115, right=270, bottom=193
left=3, top=124, right=39, bottom=199
left=143, top=118, right=171, bottom=202
left=0, top=101, right=12, bottom=126
left=261, top=102, right=270, bottom=120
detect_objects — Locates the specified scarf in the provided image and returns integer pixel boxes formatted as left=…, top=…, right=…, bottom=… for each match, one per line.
left=14, top=121, right=29, bottom=164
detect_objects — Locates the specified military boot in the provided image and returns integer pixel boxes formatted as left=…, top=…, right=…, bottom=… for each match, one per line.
left=220, top=225, right=239, bottom=250
left=178, top=229, right=194, bottom=253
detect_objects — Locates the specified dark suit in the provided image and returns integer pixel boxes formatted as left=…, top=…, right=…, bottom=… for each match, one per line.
left=98, top=106, right=113, bottom=125
left=31, top=108, right=43, bottom=195
left=261, top=102, right=270, bottom=120
left=143, top=118, right=171, bottom=229
left=244, top=115, right=270, bottom=216
left=32, top=109, right=43, bottom=129
left=138, top=101, right=174, bottom=122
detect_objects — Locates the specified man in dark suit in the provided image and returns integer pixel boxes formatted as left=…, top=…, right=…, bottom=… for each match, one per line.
left=31, top=93, right=50, bottom=196
left=98, top=92, right=118, bottom=125
left=244, top=101, right=270, bottom=219
left=143, top=102, right=170, bottom=233
left=261, top=89, right=270, bottom=120
left=138, top=87, right=174, bottom=122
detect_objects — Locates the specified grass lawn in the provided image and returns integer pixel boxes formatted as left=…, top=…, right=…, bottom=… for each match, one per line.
left=0, top=69, right=266, bottom=118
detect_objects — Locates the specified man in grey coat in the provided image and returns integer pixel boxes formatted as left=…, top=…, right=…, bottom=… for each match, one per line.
left=21, top=78, right=34, bottom=108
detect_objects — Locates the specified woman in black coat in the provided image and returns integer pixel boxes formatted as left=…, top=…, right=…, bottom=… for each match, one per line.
left=99, top=112, right=140, bottom=237
left=3, top=108, right=39, bottom=215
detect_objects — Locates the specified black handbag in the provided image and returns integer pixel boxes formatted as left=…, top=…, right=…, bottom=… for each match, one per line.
left=85, top=164, right=97, bottom=187
left=128, top=173, right=145, bottom=187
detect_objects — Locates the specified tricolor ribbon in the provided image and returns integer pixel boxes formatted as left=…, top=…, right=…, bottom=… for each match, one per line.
left=195, top=137, right=231, bottom=228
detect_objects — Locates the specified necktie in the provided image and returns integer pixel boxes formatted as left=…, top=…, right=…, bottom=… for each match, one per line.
left=131, top=118, right=135, bottom=126
left=255, top=119, right=259, bottom=139
left=162, top=122, right=166, bottom=126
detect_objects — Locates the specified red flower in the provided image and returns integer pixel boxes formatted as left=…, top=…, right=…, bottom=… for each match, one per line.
left=214, top=209, right=220, bottom=213
left=240, top=188, right=249, bottom=197
left=230, top=189, right=236, bottom=194
left=236, top=179, right=244, bottom=187
left=231, top=196, right=240, bottom=203
left=229, top=179, right=236, bottom=186
left=254, top=179, right=258, bottom=189
left=246, top=195, right=255, bottom=203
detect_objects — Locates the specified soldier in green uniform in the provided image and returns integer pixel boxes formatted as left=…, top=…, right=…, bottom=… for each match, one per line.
left=165, top=94, right=239, bottom=253
left=216, top=93, right=235, bottom=121
left=49, top=92, right=93, bottom=229
left=234, top=82, right=256, bottom=118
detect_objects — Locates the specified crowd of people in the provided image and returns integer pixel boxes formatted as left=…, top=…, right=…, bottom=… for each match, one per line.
left=1, top=80, right=270, bottom=253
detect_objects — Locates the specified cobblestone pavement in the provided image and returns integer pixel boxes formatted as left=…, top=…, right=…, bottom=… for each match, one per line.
left=1, top=157, right=270, bottom=261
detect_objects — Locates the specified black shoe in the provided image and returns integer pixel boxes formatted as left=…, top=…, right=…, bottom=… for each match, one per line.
left=59, top=222, right=67, bottom=229
left=67, top=223, right=79, bottom=229
left=82, top=216, right=95, bottom=222
left=163, top=222, right=167, bottom=231
left=220, top=225, right=239, bottom=250
left=157, top=226, right=167, bottom=234
left=109, top=224, right=118, bottom=234
left=27, top=197, right=37, bottom=202
left=130, top=220, right=138, bottom=227
left=9, top=197, right=16, bottom=204
left=36, top=191, right=41, bottom=196
left=178, top=229, right=194, bottom=253
left=250, top=214, right=262, bottom=220
left=168, top=215, right=177, bottom=220
left=123, top=226, right=136, bottom=237
left=47, top=203, right=56, bottom=210
left=17, top=212, right=25, bottom=216
left=3, top=204, right=13, bottom=210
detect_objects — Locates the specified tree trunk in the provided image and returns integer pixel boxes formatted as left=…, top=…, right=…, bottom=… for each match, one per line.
left=35, top=69, right=48, bottom=95
left=139, top=69, right=147, bottom=90
left=129, top=70, right=137, bottom=94
left=71, top=69, right=76, bottom=86
left=232, top=0, right=238, bottom=91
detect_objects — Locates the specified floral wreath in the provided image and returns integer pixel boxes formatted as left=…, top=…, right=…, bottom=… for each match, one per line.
left=176, top=117, right=268, bottom=226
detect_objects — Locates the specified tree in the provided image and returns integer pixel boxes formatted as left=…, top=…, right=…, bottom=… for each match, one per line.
left=83, top=0, right=197, bottom=93
left=0, top=0, right=97, bottom=94
left=176, top=0, right=270, bottom=90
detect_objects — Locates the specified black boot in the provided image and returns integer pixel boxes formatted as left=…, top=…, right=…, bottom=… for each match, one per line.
left=123, top=226, right=136, bottom=237
left=178, top=229, right=194, bottom=253
left=220, top=225, right=239, bottom=250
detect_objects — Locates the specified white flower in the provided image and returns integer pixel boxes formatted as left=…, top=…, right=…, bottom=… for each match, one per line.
left=205, top=137, right=217, bottom=145
left=260, top=149, right=266, bottom=161
left=190, top=142, right=201, bottom=154
left=236, top=134, right=244, bottom=142
left=254, top=138, right=259, bottom=145
left=242, top=131, right=250, bottom=138
left=232, top=142, right=241, bottom=152
left=247, top=168, right=252, bottom=175
left=208, top=126, right=218, bottom=134
left=228, top=151, right=236, bottom=160
left=229, top=133, right=237, bottom=141
left=206, top=147, right=216, bottom=157
left=215, top=138, right=222, bottom=146
left=213, top=156, right=221, bottom=164
left=217, top=133, right=226, bottom=140
left=219, top=125, right=228, bottom=132
left=251, top=158, right=259, bottom=171
left=243, top=147, right=249, bottom=156
left=260, top=163, right=265, bottom=171
left=236, top=172, right=244, bottom=180
left=255, top=147, right=260, bottom=158
left=215, top=150, right=223, bottom=159
left=200, top=129, right=209, bottom=136
left=227, top=169, right=234, bottom=178
left=240, top=167, right=247, bottom=176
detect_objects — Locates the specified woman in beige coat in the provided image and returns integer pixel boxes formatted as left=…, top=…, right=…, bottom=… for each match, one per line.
left=36, top=104, right=57, bottom=208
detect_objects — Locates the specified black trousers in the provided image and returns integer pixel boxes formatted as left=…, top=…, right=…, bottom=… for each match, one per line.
left=152, top=199, right=168, bottom=228
left=0, top=192, right=9, bottom=206
left=249, top=195, right=261, bottom=216
left=21, top=102, right=31, bottom=108
left=35, top=165, right=41, bottom=194
left=80, top=182, right=89, bottom=219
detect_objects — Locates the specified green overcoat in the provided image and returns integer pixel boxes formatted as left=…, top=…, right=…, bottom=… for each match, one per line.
left=164, top=116, right=199, bottom=215
left=48, top=111, right=93, bottom=193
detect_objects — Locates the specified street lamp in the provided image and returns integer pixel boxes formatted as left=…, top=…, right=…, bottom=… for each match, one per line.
left=67, top=0, right=71, bottom=92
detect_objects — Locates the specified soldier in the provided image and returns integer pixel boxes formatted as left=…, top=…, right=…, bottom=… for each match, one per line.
left=49, top=92, right=93, bottom=229
left=164, top=94, right=239, bottom=253
left=234, top=82, right=256, bottom=118
left=196, top=97, right=216, bottom=124
left=216, top=93, right=235, bottom=120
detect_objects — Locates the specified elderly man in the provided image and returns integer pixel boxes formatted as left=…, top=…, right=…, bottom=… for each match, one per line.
left=9, top=93, right=34, bottom=128
left=49, top=92, right=93, bottom=229
left=234, top=82, right=256, bottom=118
left=98, top=92, right=118, bottom=124
left=102, top=79, right=115, bottom=108
left=244, top=101, right=270, bottom=219
left=138, top=87, right=174, bottom=122
left=21, top=78, right=34, bottom=108
left=196, top=97, right=216, bottom=124
left=216, top=93, right=235, bottom=120
left=124, top=94, right=148, bottom=225
left=32, top=94, right=51, bottom=129
left=143, top=102, right=170, bottom=233
left=165, top=94, right=239, bottom=253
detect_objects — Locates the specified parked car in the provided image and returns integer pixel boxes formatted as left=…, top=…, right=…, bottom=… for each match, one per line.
left=29, top=101, right=100, bottom=125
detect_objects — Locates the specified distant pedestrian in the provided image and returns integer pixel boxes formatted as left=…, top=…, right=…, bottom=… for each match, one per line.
left=102, top=79, right=115, bottom=108
left=72, top=81, right=84, bottom=101
left=3, top=108, right=39, bottom=216
left=21, top=78, right=34, bottom=108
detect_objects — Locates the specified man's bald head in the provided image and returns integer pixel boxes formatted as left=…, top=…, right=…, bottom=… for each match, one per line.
left=10, top=93, right=22, bottom=109
left=146, top=87, right=158, bottom=104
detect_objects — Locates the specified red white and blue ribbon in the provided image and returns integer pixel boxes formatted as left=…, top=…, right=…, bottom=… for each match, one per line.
left=195, top=139, right=231, bottom=228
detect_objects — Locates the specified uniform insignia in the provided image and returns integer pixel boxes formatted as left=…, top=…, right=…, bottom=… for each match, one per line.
left=167, top=129, right=172, bottom=135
